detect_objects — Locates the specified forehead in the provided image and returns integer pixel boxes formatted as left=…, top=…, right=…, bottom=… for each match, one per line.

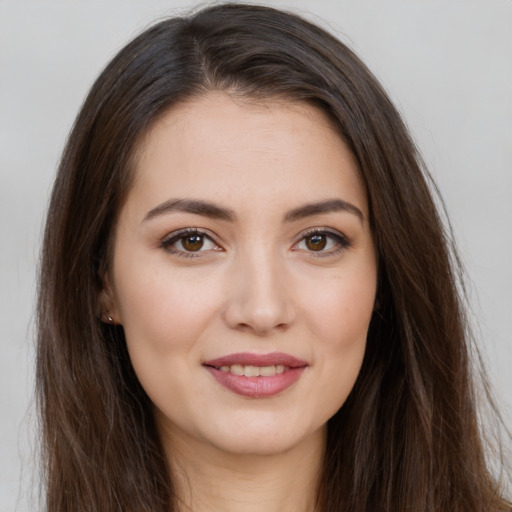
left=128, top=92, right=368, bottom=218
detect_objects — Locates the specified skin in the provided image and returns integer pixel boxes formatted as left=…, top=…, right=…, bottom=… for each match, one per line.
left=103, top=92, right=377, bottom=512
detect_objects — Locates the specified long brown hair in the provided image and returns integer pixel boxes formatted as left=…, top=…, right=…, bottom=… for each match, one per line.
left=37, top=3, right=510, bottom=511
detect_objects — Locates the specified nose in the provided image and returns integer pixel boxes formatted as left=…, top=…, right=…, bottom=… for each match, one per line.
left=222, top=249, right=295, bottom=336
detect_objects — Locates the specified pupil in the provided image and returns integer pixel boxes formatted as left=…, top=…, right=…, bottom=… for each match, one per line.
left=183, top=234, right=204, bottom=251
left=307, top=234, right=326, bottom=251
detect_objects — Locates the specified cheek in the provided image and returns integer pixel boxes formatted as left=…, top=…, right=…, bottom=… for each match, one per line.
left=313, top=283, right=372, bottom=385
left=305, top=269, right=376, bottom=352
left=112, top=263, right=223, bottom=414
left=113, top=258, right=224, bottom=357
left=299, top=263, right=376, bottom=414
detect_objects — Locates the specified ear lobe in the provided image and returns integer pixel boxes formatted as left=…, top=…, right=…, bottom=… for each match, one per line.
left=98, top=272, right=121, bottom=325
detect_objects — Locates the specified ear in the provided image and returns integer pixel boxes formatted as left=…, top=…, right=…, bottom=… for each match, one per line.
left=99, top=271, right=121, bottom=326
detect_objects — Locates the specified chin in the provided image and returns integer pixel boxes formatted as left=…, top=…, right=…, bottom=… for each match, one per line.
left=201, top=419, right=326, bottom=458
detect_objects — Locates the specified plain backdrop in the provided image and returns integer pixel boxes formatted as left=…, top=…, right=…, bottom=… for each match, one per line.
left=1, top=1, right=511, bottom=510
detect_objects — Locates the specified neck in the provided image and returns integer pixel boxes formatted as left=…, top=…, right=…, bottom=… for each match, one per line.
left=162, top=427, right=326, bottom=512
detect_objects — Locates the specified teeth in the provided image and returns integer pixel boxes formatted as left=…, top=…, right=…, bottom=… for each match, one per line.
left=230, top=364, right=244, bottom=376
left=218, top=364, right=289, bottom=376
left=259, top=365, right=277, bottom=376
left=244, top=365, right=260, bottom=377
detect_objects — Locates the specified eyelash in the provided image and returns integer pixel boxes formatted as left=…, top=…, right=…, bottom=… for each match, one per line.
left=160, top=228, right=220, bottom=259
left=293, top=228, right=351, bottom=257
left=160, top=227, right=351, bottom=258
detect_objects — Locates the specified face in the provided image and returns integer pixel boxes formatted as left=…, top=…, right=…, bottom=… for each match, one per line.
left=105, top=93, right=377, bottom=457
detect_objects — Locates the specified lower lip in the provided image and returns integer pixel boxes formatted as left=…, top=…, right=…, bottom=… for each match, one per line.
left=205, top=366, right=306, bottom=398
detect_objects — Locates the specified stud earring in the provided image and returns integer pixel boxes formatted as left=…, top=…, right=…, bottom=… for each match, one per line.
left=104, top=312, right=115, bottom=324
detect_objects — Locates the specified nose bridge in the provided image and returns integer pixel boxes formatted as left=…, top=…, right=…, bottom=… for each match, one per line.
left=223, top=242, right=295, bottom=334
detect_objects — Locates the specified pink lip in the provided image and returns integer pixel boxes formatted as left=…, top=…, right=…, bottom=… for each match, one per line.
left=204, top=352, right=307, bottom=368
left=203, top=352, right=308, bottom=399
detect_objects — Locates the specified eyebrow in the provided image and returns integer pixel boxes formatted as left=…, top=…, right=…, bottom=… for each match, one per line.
left=143, top=197, right=364, bottom=223
left=143, top=198, right=236, bottom=222
left=283, top=199, right=364, bottom=223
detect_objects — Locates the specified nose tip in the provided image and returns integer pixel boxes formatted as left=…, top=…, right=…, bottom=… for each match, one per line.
left=232, top=305, right=293, bottom=336
left=222, top=259, right=295, bottom=335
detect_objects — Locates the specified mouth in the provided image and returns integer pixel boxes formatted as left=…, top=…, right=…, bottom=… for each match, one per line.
left=203, top=352, right=308, bottom=398
left=213, top=364, right=288, bottom=377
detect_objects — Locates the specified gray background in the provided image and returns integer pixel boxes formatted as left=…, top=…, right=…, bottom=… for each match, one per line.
left=1, top=1, right=511, bottom=510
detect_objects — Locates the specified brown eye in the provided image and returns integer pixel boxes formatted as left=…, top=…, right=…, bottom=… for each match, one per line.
left=293, top=229, right=350, bottom=256
left=181, top=234, right=204, bottom=251
left=305, top=234, right=327, bottom=251
left=162, top=229, right=219, bottom=257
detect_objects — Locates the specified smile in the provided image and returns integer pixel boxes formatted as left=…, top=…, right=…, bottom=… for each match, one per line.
left=217, top=364, right=287, bottom=376
left=203, top=353, right=308, bottom=398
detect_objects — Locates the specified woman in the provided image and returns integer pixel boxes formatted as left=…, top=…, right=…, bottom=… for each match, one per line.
left=36, top=3, right=511, bottom=511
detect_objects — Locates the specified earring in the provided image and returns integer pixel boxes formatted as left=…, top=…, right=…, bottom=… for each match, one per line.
left=104, top=312, right=115, bottom=324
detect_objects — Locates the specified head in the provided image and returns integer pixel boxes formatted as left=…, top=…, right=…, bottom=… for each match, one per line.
left=38, top=4, right=492, bottom=511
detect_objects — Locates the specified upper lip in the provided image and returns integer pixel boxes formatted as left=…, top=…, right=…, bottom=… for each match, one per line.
left=203, top=352, right=308, bottom=368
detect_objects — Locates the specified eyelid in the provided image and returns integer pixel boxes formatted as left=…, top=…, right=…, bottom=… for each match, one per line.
left=160, top=228, right=223, bottom=257
left=159, top=226, right=350, bottom=258
left=292, top=227, right=351, bottom=255
left=161, top=227, right=210, bottom=243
